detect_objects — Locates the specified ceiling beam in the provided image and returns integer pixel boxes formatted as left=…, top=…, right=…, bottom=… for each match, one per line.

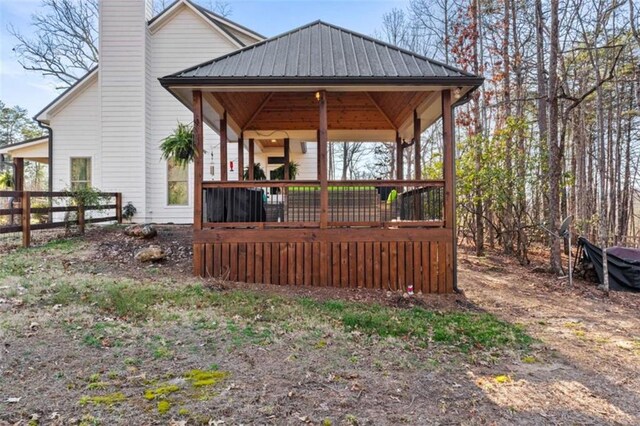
left=203, top=92, right=242, bottom=136
left=364, top=92, right=397, bottom=130
left=242, top=92, right=274, bottom=130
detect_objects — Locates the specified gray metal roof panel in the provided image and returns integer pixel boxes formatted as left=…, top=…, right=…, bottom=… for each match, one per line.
left=162, top=20, right=481, bottom=84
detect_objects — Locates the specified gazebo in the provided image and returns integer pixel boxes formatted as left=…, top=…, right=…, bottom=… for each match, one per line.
left=160, top=21, right=483, bottom=293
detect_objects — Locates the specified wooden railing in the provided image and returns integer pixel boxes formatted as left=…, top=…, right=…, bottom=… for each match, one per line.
left=200, top=179, right=445, bottom=229
left=0, top=191, right=122, bottom=247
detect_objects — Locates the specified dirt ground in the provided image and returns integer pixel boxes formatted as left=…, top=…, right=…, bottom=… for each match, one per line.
left=1, top=225, right=640, bottom=425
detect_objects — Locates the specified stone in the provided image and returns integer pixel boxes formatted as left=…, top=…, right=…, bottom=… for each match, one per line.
left=124, top=224, right=157, bottom=239
left=134, top=245, right=166, bottom=262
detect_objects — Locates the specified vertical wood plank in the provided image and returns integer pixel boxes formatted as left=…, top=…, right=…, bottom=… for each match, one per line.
left=421, top=241, right=430, bottom=294
left=340, top=242, right=349, bottom=287
left=348, top=242, right=357, bottom=287
left=389, top=242, right=398, bottom=291
left=287, top=242, right=296, bottom=285
left=205, top=244, right=214, bottom=277
left=221, top=243, right=230, bottom=279
left=264, top=242, right=272, bottom=284
left=255, top=242, right=263, bottom=283
left=229, top=243, right=238, bottom=281
left=381, top=242, right=389, bottom=291
left=115, top=193, right=122, bottom=223
left=280, top=242, right=288, bottom=285
left=413, top=242, right=421, bottom=292
left=193, top=243, right=203, bottom=276
left=296, top=242, right=304, bottom=285
left=373, top=242, right=381, bottom=289
left=213, top=243, right=221, bottom=277
left=430, top=242, right=438, bottom=294
left=332, top=242, right=340, bottom=287
left=304, top=243, right=312, bottom=286
left=365, top=242, right=373, bottom=289
left=404, top=242, right=412, bottom=290
left=246, top=243, right=255, bottom=283
left=313, top=242, right=321, bottom=286
left=356, top=242, right=365, bottom=288
left=271, top=242, right=280, bottom=285
left=438, top=242, right=447, bottom=294
left=238, top=243, right=246, bottom=282
left=319, top=242, right=328, bottom=286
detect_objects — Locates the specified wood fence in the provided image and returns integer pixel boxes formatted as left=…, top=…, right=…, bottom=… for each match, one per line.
left=0, top=191, right=122, bottom=247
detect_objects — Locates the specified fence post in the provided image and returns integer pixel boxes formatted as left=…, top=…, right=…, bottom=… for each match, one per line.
left=115, top=193, right=122, bottom=224
left=78, top=202, right=85, bottom=234
left=22, top=191, right=30, bottom=248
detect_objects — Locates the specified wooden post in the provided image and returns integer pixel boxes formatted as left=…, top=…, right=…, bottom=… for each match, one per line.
left=78, top=203, right=85, bottom=234
left=442, top=89, right=455, bottom=293
left=21, top=191, right=30, bottom=248
left=238, top=133, right=244, bottom=180
left=414, top=110, right=422, bottom=180
left=220, top=110, right=228, bottom=181
left=442, top=90, right=454, bottom=229
left=13, top=158, right=24, bottom=192
left=248, top=138, right=255, bottom=180
left=284, top=138, right=290, bottom=180
left=316, top=130, right=321, bottom=179
left=115, top=193, right=123, bottom=224
left=395, top=132, right=403, bottom=181
left=318, top=91, right=328, bottom=229
left=193, top=90, right=204, bottom=230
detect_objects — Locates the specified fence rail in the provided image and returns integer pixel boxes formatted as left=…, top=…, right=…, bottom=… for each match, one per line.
left=0, top=190, right=122, bottom=247
left=200, top=179, right=445, bottom=229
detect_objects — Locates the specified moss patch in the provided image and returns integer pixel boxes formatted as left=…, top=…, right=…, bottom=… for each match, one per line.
left=184, top=369, right=229, bottom=387
left=79, top=392, right=126, bottom=406
left=157, top=400, right=171, bottom=414
left=144, top=384, right=180, bottom=400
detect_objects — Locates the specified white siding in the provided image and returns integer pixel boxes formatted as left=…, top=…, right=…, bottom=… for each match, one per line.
left=50, top=79, right=100, bottom=192
left=147, top=5, right=239, bottom=223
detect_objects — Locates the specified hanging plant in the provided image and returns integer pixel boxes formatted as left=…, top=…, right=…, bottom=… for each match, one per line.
left=243, top=163, right=267, bottom=180
left=0, top=170, right=13, bottom=189
left=160, top=122, right=196, bottom=167
left=271, top=162, right=299, bottom=180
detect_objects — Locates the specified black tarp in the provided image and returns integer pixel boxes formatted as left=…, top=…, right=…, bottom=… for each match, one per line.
left=205, top=188, right=266, bottom=223
left=577, top=237, right=640, bottom=292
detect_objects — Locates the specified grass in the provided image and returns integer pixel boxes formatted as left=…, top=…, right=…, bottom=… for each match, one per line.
left=2, top=235, right=533, bottom=354
left=34, top=274, right=531, bottom=352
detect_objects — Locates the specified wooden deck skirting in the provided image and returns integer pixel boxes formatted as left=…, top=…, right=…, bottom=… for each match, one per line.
left=193, top=228, right=454, bottom=293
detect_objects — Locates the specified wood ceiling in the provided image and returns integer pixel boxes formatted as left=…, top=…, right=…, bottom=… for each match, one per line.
left=207, top=91, right=433, bottom=133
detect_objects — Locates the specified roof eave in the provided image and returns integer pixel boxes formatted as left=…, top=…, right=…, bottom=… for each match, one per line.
left=159, top=76, right=485, bottom=88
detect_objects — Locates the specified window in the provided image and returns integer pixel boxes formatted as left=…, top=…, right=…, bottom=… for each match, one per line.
left=167, top=160, right=188, bottom=205
left=70, top=157, right=91, bottom=190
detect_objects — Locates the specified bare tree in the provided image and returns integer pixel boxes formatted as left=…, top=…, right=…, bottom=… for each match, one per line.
left=11, top=0, right=233, bottom=89
left=10, top=0, right=99, bottom=88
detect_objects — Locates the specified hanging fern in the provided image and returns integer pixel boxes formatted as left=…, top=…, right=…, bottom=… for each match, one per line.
left=160, top=122, right=196, bottom=167
left=243, top=163, right=267, bottom=180
left=0, top=171, right=13, bottom=189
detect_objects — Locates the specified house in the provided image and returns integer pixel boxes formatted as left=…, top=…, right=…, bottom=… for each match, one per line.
left=4, top=0, right=482, bottom=292
left=3, top=0, right=315, bottom=223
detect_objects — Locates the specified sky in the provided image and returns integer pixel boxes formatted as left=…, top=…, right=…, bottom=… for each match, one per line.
left=0, top=0, right=408, bottom=119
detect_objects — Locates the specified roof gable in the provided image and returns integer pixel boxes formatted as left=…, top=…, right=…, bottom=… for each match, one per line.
left=162, top=21, right=481, bottom=84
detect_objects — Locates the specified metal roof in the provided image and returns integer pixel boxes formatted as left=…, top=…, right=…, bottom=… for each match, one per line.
left=160, top=21, right=483, bottom=86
